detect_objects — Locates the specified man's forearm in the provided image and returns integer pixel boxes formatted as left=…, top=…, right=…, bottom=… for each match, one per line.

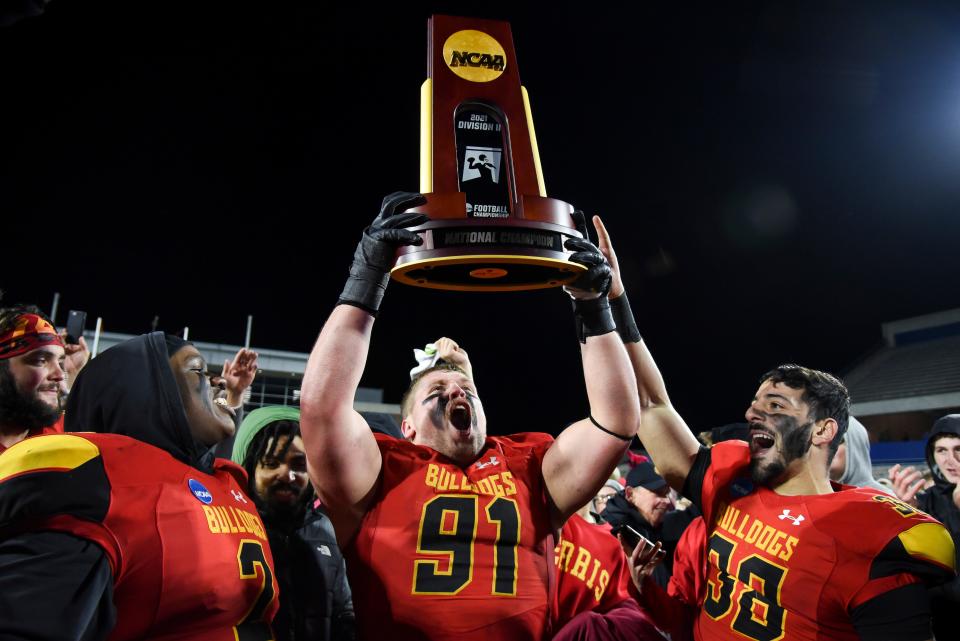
left=623, top=339, right=700, bottom=489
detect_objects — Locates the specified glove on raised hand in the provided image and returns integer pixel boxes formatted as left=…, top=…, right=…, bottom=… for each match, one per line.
left=339, top=191, right=428, bottom=315
left=565, top=210, right=616, bottom=343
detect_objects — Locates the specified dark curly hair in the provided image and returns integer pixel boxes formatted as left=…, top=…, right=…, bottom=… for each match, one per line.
left=760, top=364, right=850, bottom=461
left=241, top=420, right=313, bottom=518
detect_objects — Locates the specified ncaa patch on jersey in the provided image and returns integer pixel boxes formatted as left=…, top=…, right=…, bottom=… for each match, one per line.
left=188, top=478, right=214, bottom=504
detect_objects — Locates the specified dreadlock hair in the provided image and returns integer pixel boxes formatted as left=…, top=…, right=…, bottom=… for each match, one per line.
left=760, top=364, right=850, bottom=463
left=400, top=362, right=469, bottom=420
left=241, top=419, right=314, bottom=510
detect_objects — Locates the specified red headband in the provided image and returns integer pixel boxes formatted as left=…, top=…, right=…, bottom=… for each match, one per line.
left=0, top=313, right=64, bottom=360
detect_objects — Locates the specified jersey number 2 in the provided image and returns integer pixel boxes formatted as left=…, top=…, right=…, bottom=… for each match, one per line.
left=704, top=532, right=788, bottom=641
left=234, top=539, right=276, bottom=641
left=413, top=495, right=520, bottom=596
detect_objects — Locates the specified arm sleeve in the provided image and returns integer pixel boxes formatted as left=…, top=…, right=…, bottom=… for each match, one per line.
left=0, top=530, right=116, bottom=641
left=681, top=446, right=711, bottom=512
left=850, top=582, right=931, bottom=641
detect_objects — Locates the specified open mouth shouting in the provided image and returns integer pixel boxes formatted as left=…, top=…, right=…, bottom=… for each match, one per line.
left=448, top=399, right=473, bottom=432
left=749, top=426, right=776, bottom=455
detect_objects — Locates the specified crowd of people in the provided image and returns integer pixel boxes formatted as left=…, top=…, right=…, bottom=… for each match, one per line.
left=0, top=194, right=958, bottom=641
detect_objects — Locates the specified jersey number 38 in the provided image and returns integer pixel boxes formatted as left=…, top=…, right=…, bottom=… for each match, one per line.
left=704, top=531, right=789, bottom=641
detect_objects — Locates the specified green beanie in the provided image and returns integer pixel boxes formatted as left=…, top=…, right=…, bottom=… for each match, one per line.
left=231, top=405, right=302, bottom=466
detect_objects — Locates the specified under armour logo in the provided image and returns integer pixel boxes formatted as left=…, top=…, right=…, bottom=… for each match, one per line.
left=316, top=545, right=331, bottom=556
left=777, top=509, right=804, bottom=526
left=475, top=456, right=499, bottom=470
left=231, top=490, right=248, bottom=504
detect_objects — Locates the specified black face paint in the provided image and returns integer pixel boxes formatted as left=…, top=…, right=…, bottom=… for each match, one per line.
left=781, top=417, right=814, bottom=461
left=465, top=393, right=478, bottom=428
left=421, top=387, right=479, bottom=430
left=430, top=394, right=449, bottom=429
left=749, top=415, right=814, bottom=486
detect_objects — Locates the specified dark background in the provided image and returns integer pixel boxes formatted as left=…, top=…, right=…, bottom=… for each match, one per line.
left=3, top=1, right=959, bottom=436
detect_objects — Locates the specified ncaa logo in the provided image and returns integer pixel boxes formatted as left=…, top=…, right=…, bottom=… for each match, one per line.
left=442, top=30, right=507, bottom=83
left=188, top=478, right=214, bottom=505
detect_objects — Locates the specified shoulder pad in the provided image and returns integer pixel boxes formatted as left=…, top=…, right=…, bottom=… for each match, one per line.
left=870, top=520, right=956, bottom=583
left=896, top=522, right=956, bottom=574
left=0, top=433, right=100, bottom=481
left=709, top=440, right=751, bottom=468
left=0, top=434, right=110, bottom=528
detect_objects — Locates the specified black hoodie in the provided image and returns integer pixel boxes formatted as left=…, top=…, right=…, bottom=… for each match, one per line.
left=917, top=415, right=960, bottom=638
left=0, top=333, right=255, bottom=640
left=65, top=331, right=212, bottom=470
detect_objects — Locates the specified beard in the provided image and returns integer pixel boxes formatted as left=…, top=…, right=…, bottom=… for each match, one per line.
left=0, top=364, right=61, bottom=431
left=750, top=416, right=814, bottom=486
left=258, top=482, right=310, bottom=531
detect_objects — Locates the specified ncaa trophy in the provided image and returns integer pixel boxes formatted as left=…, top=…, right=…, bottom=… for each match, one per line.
left=391, top=15, right=587, bottom=291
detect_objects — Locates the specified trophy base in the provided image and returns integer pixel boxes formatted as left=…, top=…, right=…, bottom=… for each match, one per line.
left=391, top=192, right=586, bottom=292
left=391, top=252, right=585, bottom=292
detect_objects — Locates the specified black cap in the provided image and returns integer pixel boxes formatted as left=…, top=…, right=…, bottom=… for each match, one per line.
left=625, top=461, right=667, bottom=491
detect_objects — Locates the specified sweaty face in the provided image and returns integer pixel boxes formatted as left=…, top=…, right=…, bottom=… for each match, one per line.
left=0, top=346, right=66, bottom=430
left=626, top=484, right=674, bottom=528
left=933, top=436, right=960, bottom=485
left=169, top=346, right=235, bottom=446
left=745, top=380, right=816, bottom=487
left=402, top=369, right=486, bottom=466
left=254, top=434, right=309, bottom=513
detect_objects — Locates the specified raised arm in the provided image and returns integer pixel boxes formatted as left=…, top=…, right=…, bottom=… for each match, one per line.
left=299, top=192, right=427, bottom=542
left=542, top=217, right=642, bottom=527
left=594, top=215, right=701, bottom=490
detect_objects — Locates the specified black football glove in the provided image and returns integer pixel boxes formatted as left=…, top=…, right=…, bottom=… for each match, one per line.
left=565, top=210, right=616, bottom=343
left=339, top=191, right=429, bottom=315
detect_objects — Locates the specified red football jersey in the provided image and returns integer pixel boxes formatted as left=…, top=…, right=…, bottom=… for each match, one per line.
left=0, top=433, right=278, bottom=641
left=345, top=432, right=557, bottom=641
left=636, top=516, right=706, bottom=641
left=692, top=441, right=955, bottom=641
left=553, top=513, right=633, bottom=629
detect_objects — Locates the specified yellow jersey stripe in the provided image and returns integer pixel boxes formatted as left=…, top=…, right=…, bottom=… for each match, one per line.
left=0, top=434, right=100, bottom=483
left=898, top=522, right=956, bottom=571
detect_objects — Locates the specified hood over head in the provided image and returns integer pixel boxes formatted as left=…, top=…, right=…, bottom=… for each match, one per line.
left=839, top=417, right=891, bottom=495
left=65, top=332, right=208, bottom=470
left=925, top=414, right=960, bottom=485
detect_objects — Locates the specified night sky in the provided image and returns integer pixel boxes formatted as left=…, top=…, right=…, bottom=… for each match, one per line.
left=3, top=1, right=959, bottom=437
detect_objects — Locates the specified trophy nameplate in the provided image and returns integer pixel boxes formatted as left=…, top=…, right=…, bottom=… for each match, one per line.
left=391, top=15, right=586, bottom=292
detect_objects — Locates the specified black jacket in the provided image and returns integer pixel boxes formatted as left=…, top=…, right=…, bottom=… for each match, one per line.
left=600, top=493, right=698, bottom=588
left=917, top=417, right=960, bottom=639
left=266, top=506, right=355, bottom=641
